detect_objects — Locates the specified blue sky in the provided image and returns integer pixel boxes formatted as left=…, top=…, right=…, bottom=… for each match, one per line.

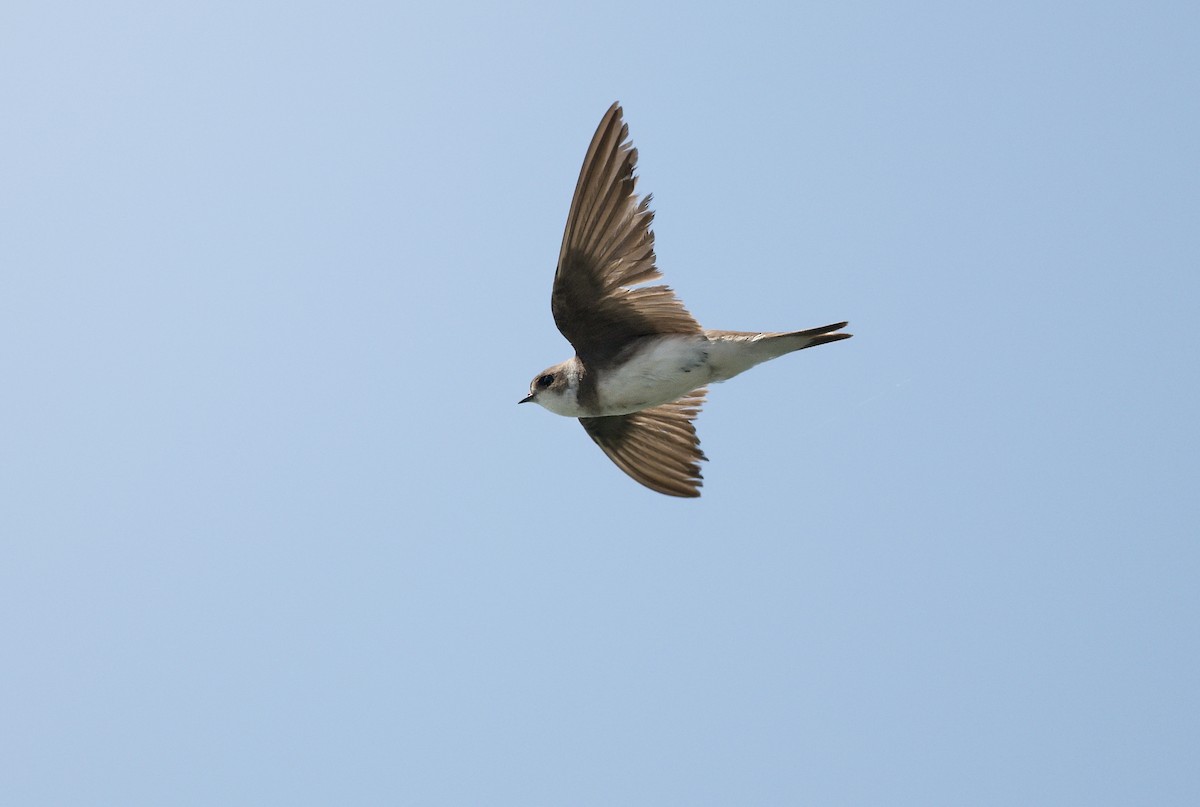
left=3, top=1, right=1198, bottom=804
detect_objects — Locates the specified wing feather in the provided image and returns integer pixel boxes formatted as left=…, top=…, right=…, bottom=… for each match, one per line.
left=579, top=388, right=708, bottom=497
left=553, top=103, right=701, bottom=366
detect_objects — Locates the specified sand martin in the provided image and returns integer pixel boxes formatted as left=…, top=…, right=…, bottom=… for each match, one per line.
left=521, top=102, right=851, bottom=497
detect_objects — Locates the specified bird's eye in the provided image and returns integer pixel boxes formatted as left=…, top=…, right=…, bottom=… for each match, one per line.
left=536, top=374, right=554, bottom=389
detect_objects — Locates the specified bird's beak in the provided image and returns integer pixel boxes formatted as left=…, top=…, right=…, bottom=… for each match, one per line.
left=518, top=393, right=535, bottom=404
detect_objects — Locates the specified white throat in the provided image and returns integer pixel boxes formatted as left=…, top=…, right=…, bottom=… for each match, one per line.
left=535, top=361, right=586, bottom=417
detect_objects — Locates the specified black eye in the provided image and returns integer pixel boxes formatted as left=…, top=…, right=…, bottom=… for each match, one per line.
left=536, top=374, right=554, bottom=389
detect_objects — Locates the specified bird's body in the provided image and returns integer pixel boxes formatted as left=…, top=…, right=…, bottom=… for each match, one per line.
left=535, top=326, right=850, bottom=419
left=521, top=102, right=851, bottom=497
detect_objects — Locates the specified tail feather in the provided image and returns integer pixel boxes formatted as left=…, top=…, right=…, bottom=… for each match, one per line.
left=788, top=321, right=852, bottom=350
left=702, top=321, right=852, bottom=382
left=705, top=321, right=852, bottom=351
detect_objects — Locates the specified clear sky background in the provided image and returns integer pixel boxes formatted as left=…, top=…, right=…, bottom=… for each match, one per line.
left=3, top=1, right=1198, bottom=805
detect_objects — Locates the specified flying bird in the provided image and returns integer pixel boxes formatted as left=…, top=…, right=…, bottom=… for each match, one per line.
left=521, top=102, right=851, bottom=497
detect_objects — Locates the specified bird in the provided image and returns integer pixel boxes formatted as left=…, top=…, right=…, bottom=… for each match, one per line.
left=520, top=102, right=851, bottom=497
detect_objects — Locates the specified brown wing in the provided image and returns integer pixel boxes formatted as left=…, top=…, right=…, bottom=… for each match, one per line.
left=579, top=388, right=708, bottom=498
left=553, top=102, right=701, bottom=367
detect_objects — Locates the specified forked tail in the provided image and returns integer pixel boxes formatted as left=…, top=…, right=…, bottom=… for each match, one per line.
left=786, top=321, right=853, bottom=350
left=702, top=321, right=852, bottom=382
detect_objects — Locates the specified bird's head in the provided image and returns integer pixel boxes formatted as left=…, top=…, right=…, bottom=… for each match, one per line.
left=519, top=360, right=581, bottom=416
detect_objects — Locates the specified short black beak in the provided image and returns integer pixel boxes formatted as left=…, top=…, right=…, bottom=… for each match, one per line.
left=518, top=393, right=535, bottom=404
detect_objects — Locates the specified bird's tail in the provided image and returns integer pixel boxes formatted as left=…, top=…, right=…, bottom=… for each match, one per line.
left=703, top=322, right=852, bottom=381
left=779, top=321, right=853, bottom=351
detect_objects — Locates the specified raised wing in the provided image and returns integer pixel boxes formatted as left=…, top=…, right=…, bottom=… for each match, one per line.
left=553, top=103, right=701, bottom=367
left=579, top=388, right=707, bottom=497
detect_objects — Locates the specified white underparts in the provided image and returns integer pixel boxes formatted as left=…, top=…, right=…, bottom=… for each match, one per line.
left=534, top=332, right=812, bottom=419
